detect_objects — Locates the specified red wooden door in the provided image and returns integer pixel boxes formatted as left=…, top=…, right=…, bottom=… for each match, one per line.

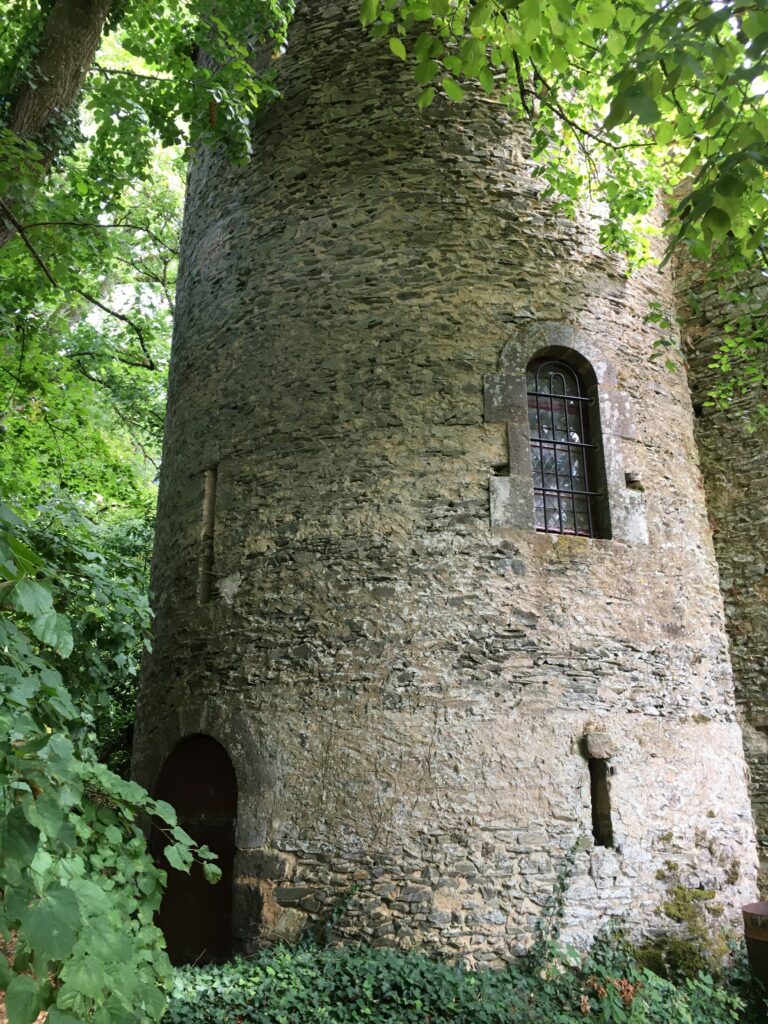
left=152, top=735, right=237, bottom=964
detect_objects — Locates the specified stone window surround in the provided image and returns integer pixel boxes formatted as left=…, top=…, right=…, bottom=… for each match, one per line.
left=484, top=321, right=647, bottom=544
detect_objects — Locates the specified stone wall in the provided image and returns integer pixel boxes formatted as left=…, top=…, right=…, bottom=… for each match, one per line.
left=133, top=0, right=758, bottom=963
left=682, top=263, right=768, bottom=890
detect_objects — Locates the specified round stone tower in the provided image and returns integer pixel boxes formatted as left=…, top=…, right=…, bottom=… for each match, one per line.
left=134, top=0, right=758, bottom=964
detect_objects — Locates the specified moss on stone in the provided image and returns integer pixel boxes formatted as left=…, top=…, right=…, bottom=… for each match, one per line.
left=662, top=885, right=716, bottom=924
left=635, top=876, right=731, bottom=980
left=634, top=935, right=711, bottom=979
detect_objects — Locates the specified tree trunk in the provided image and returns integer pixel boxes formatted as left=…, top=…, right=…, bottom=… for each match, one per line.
left=0, top=0, right=113, bottom=246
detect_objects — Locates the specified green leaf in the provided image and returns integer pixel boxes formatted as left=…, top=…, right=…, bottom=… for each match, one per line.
left=469, top=1, right=493, bottom=30
left=716, top=173, right=746, bottom=197
left=152, top=799, right=177, bottom=825
left=360, top=0, right=380, bottom=27
left=589, top=1, right=616, bottom=31
left=203, top=862, right=222, bottom=884
left=1, top=669, right=38, bottom=705
left=655, top=121, right=676, bottom=145
left=165, top=842, right=193, bottom=872
left=604, top=97, right=629, bottom=131
left=6, top=578, right=53, bottom=617
left=21, top=884, right=81, bottom=961
left=5, top=976, right=42, bottom=1024
left=460, top=36, right=485, bottom=75
left=3, top=806, right=40, bottom=863
left=703, top=205, right=731, bottom=239
left=7, top=537, right=42, bottom=573
left=0, top=503, right=23, bottom=527
left=626, top=93, right=660, bottom=125
left=606, top=31, right=625, bottom=57
left=47, top=1009, right=82, bottom=1024
left=26, top=792, right=65, bottom=839
left=417, top=87, right=436, bottom=110
left=442, top=77, right=465, bottom=102
left=414, top=59, right=439, bottom=84
left=478, top=67, right=494, bottom=94
left=389, top=37, right=406, bottom=61
left=29, top=610, right=74, bottom=658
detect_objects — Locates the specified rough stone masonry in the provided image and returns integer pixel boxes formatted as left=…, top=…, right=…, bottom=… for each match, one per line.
left=133, top=0, right=760, bottom=964
left=681, top=256, right=768, bottom=893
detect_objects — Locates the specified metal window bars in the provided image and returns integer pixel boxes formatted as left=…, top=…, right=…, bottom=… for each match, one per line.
left=526, top=359, right=599, bottom=537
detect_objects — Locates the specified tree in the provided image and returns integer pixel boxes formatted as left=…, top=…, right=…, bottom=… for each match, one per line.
left=1, top=0, right=292, bottom=235
left=0, top=1, right=293, bottom=516
left=1, top=0, right=765, bottom=420
left=367, top=1, right=767, bottom=254
left=0, top=148, right=180, bottom=518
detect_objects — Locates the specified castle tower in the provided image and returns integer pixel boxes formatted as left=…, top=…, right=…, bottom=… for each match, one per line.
left=133, top=0, right=758, bottom=963
left=682, top=262, right=768, bottom=892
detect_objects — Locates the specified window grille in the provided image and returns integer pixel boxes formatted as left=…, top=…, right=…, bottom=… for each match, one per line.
left=527, top=358, right=599, bottom=537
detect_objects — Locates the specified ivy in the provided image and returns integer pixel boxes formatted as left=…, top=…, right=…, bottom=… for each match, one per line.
left=164, top=937, right=768, bottom=1024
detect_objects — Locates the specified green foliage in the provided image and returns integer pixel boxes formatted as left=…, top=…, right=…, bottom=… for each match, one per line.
left=0, top=3, right=293, bottom=518
left=18, top=497, right=155, bottom=775
left=0, top=141, right=180, bottom=516
left=363, top=0, right=767, bottom=257
left=720, top=940, right=768, bottom=1024
left=529, top=834, right=579, bottom=960
left=0, top=499, right=219, bottom=1024
left=0, top=2, right=294, bottom=170
left=165, top=935, right=753, bottom=1024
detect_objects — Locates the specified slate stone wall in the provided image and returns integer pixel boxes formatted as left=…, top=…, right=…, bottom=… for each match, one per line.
left=133, top=0, right=758, bottom=962
left=682, top=263, right=768, bottom=890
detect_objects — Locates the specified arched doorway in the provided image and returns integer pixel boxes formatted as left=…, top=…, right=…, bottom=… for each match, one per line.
left=152, top=735, right=237, bottom=965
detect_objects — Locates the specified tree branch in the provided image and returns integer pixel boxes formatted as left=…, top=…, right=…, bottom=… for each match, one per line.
left=0, top=199, right=59, bottom=287
left=91, top=63, right=169, bottom=83
left=525, top=64, right=653, bottom=152
left=73, top=289, right=155, bottom=369
left=1, top=200, right=157, bottom=370
left=22, top=219, right=179, bottom=254
left=512, top=51, right=532, bottom=118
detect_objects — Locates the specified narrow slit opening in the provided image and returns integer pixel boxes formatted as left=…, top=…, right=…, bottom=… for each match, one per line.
left=589, top=758, right=614, bottom=848
left=197, top=467, right=218, bottom=604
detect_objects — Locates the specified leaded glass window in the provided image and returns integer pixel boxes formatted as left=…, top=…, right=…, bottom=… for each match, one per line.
left=527, top=358, right=599, bottom=537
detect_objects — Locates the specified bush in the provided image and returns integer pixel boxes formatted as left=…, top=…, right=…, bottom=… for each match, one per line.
left=0, top=499, right=217, bottom=1024
left=165, top=935, right=761, bottom=1024
left=719, top=940, right=768, bottom=1024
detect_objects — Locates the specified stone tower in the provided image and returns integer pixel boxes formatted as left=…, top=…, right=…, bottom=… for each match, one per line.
left=682, top=262, right=768, bottom=891
left=133, top=0, right=758, bottom=964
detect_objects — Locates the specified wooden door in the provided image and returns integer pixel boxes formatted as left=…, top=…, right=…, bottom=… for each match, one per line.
left=152, top=735, right=237, bottom=964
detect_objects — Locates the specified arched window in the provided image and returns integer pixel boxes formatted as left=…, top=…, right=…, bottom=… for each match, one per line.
left=526, top=356, right=605, bottom=538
